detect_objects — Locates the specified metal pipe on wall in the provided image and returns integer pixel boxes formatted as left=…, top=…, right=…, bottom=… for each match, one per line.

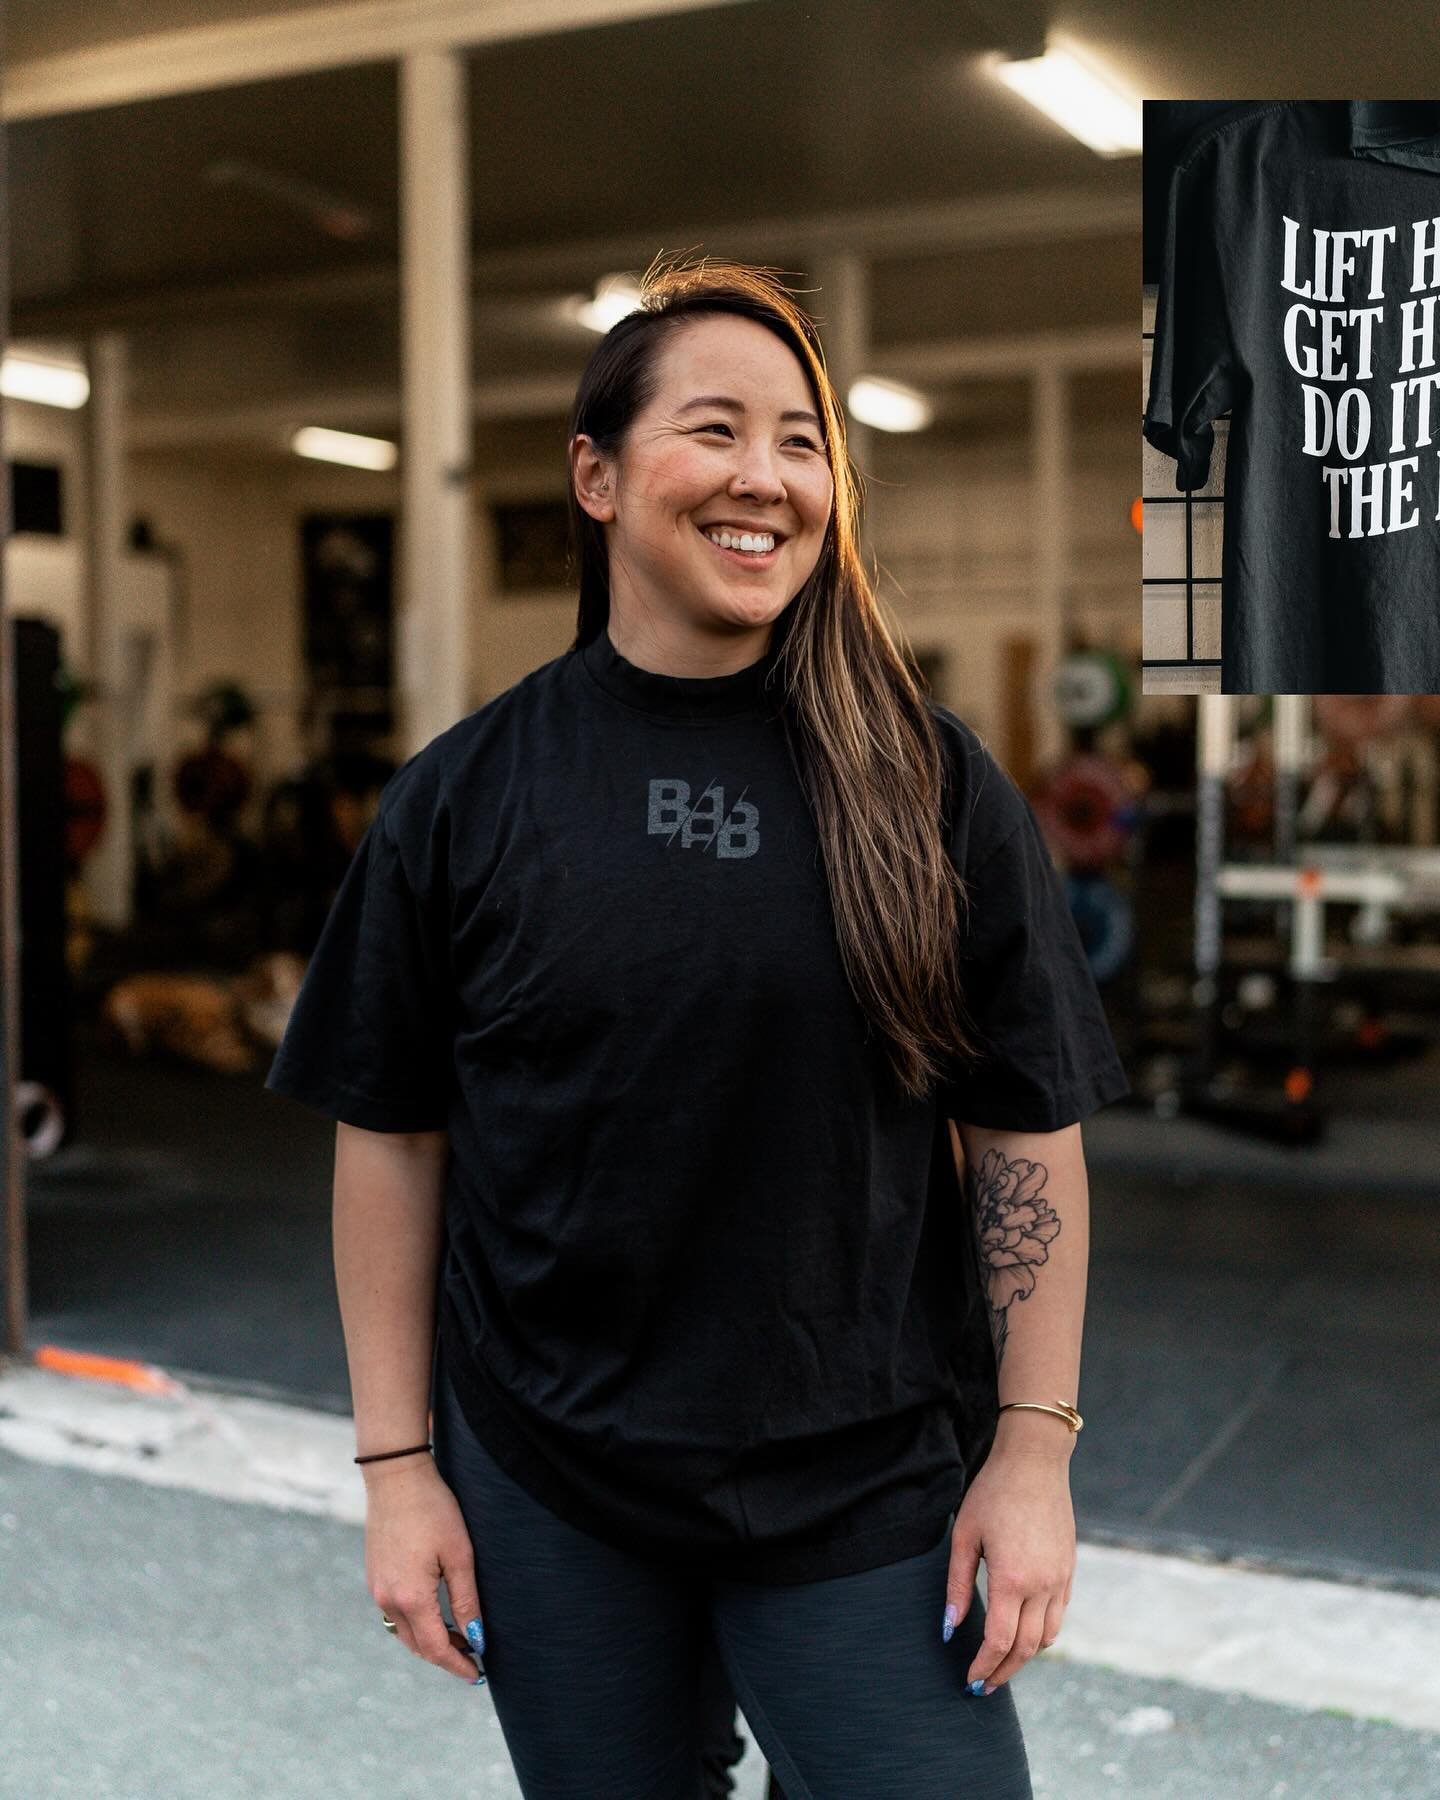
left=1030, top=357, right=1070, bottom=772
left=82, top=329, right=134, bottom=929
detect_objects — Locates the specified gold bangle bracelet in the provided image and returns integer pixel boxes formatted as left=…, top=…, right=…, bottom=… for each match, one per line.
left=997, top=1400, right=1083, bottom=1433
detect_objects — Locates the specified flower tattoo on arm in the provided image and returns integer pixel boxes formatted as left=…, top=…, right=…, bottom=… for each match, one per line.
left=964, top=1147, right=1062, bottom=1372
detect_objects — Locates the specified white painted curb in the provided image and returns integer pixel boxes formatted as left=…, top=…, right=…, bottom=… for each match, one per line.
left=1046, top=1541, right=1440, bottom=1732
left=0, top=1359, right=368, bottom=1523
left=2, top=1361, right=1437, bottom=1731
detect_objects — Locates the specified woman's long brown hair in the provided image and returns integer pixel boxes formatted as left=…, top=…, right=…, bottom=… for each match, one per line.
left=564, top=254, right=978, bottom=1102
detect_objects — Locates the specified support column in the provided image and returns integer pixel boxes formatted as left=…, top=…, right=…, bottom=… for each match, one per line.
left=0, top=100, right=27, bottom=1359
left=1193, top=693, right=1236, bottom=1084
left=1273, top=692, right=1309, bottom=863
left=398, top=48, right=472, bottom=754
left=812, top=252, right=873, bottom=567
left=83, top=329, right=134, bottom=929
left=1030, top=357, right=1069, bottom=771
left=1273, top=692, right=1308, bottom=941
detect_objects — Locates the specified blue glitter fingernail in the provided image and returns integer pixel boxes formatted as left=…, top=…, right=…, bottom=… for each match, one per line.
left=968, top=1678, right=987, bottom=1695
left=466, top=1618, right=486, bottom=1656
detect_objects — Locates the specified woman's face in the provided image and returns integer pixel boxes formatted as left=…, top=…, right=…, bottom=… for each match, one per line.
left=578, top=313, right=835, bottom=644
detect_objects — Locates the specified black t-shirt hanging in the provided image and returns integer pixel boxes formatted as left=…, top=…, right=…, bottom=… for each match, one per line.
left=265, top=628, right=1129, bottom=1584
left=1144, top=101, right=1440, bottom=694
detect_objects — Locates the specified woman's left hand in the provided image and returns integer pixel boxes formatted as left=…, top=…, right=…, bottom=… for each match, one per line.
left=943, top=1437, right=1076, bottom=1696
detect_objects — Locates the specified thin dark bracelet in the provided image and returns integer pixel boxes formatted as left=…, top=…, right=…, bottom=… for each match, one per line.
left=354, top=1441, right=433, bottom=1465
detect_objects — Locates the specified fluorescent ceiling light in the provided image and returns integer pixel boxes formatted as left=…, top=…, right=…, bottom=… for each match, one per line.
left=989, top=38, right=1142, bottom=157
left=2, top=353, right=89, bottom=409
left=575, top=274, right=645, bottom=334
left=291, top=426, right=397, bottom=470
left=847, top=376, right=934, bottom=433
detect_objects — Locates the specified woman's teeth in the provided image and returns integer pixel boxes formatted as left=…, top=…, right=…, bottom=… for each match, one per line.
left=703, top=528, right=775, bottom=555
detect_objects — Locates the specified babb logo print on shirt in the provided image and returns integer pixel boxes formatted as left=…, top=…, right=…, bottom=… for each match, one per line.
left=1282, top=214, right=1440, bottom=538
left=647, top=778, right=759, bottom=859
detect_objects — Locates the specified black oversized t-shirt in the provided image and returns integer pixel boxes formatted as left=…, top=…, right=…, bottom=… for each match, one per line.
left=265, top=627, right=1129, bottom=1583
left=1144, top=101, right=1440, bottom=694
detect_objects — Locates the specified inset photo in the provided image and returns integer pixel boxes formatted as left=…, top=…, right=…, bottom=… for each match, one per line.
left=1142, top=100, right=1440, bottom=695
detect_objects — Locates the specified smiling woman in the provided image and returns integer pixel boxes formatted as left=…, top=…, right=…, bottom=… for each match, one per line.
left=573, top=322, right=835, bottom=665
left=564, top=257, right=982, bottom=1103
left=265, top=253, right=1127, bottom=1800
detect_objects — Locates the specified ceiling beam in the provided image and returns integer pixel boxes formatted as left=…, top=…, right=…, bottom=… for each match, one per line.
left=128, top=372, right=578, bottom=451
left=120, top=325, right=1138, bottom=452
left=1, top=0, right=762, bottom=122
left=12, top=190, right=1137, bottom=338
left=870, top=324, right=1136, bottom=380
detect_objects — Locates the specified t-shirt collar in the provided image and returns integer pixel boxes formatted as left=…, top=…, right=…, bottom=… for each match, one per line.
left=579, top=623, right=782, bottom=721
left=1346, top=101, right=1440, bottom=169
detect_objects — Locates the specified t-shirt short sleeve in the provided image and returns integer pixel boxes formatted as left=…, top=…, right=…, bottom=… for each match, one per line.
left=1143, top=130, right=1238, bottom=492
left=935, top=721, right=1131, bottom=1133
left=264, top=797, right=455, bottom=1133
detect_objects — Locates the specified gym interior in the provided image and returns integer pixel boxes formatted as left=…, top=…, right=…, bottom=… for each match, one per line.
left=3, top=0, right=1437, bottom=1681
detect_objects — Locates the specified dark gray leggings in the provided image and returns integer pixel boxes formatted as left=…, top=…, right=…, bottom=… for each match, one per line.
left=431, top=1356, right=1034, bottom=1799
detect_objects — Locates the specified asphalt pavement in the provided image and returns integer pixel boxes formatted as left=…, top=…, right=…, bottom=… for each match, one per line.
left=2, top=1379, right=1437, bottom=1800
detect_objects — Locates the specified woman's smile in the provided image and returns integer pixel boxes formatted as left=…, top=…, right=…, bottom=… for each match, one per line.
left=694, top=521, right=784, bottom=569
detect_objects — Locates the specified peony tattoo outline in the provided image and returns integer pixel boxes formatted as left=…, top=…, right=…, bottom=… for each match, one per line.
left=965, top=1147, right=1061, bottom=1371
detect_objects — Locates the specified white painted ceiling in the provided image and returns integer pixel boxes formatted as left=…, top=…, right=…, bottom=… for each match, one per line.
left=5, top=0, right=1436, bottom=455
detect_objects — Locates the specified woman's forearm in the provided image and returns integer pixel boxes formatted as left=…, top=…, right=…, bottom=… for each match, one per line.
left=333, top=1123, right=451, bottom=1468
left=951, top=1119, right=1091, bottom=1460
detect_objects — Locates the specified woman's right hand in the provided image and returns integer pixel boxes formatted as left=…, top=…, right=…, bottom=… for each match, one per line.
left=363, top=1457, right=487, bottom=1682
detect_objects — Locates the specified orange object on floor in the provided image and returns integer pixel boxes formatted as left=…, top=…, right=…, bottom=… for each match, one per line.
left=30, top=1344, right=181, bottom=1396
